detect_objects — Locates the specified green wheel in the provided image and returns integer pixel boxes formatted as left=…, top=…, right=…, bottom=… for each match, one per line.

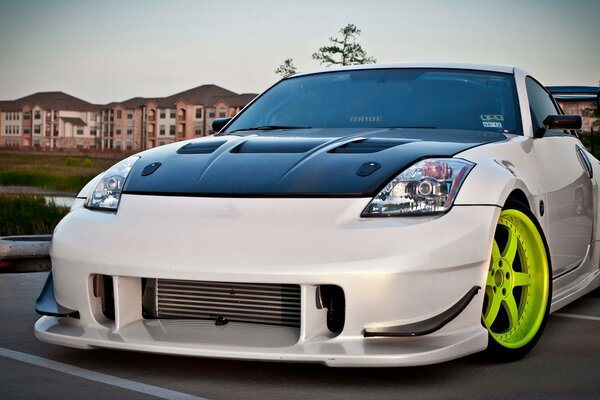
left=483, top=204, right=551, bottom=360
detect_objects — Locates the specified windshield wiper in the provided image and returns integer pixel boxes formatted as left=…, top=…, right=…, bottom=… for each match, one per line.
left=228, top=125, right=312, bottom=133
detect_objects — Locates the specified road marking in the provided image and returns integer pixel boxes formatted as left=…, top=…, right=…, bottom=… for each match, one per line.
left=0, top=347, right=209, bottom=400
left=553, top=312, right=600, bottom=321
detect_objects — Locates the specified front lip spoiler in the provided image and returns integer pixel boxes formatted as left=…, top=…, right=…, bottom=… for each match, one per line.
left=363, top=285, right=480, bottom=337
left=35, top=272, right=80, bottom=318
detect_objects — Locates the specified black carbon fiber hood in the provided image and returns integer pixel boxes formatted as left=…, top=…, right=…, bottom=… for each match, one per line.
left=123, top=128, right=505, bottom=197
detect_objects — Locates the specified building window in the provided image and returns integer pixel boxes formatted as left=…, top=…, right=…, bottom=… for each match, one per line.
left=195, top=108, right=203, bottom=119
left=126, top=141, right=132, bottom=150
left=116, top=110, right=122, bottom=119
left=116, top=127, right=121, bottom=136
left=77, top=127, right=84, bottom=135
left=127, top=128, right=133, bottom=135
left=24, top=126, right=30, bottom=134
left=90, top=127, right=97, bottom=136
left=219, top=107, right=226, bottom=118
left=159, top=125, right=165, bottom=135
left=195, top=126, right=203, bottom=136
left=208, top=108, right=215, bottom=118
left=127, top=110, right=133, bottom=119
left=90, top=112, right=97, bottom=121
left=24, top=112, right=31, bottom=120
left=160, top=110, right=166, bottom=119
left=169, top=125, right=175, bottom=135
left=34, top=110, right=41, bottom=119
left=34, top=125, right=41, bottom=134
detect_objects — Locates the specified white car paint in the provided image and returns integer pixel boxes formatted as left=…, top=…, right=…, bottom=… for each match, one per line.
left=35, top=64, right=600, bottom=366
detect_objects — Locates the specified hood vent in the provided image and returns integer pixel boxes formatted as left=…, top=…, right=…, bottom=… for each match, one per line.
left=177, top=140, right=228, bottom=154
left=230, top=138, right=328, bottom=154
left=329, top=138, right=413, bottom=154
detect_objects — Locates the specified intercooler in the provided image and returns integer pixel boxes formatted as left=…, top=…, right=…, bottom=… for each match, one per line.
left=142, top=278, right=301, bottom=328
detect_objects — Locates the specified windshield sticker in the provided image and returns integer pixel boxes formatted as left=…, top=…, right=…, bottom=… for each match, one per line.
left=480, top=114, right=504, bottom=121
left=350, top=115, right=383, bottom=123
left=483, top=121, right=503, bottom=128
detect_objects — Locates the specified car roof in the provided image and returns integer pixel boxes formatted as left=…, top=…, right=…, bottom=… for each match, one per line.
left=291, top=63, right=517, bottom=78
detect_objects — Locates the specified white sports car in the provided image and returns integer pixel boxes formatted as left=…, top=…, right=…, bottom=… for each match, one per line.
left=35, top=64, right=600, bottom=366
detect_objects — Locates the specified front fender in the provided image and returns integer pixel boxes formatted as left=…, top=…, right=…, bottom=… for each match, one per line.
left=455, top=157, right=536, bottom=208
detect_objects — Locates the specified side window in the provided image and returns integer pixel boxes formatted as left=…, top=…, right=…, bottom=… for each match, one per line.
left=525, top=77, right=564, bottom=136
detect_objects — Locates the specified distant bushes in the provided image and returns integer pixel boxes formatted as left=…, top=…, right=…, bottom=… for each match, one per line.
left=0, top=170, right=94, bottom=193
left=0, top=195, right=69, bottom=236
left=0, top=153, right=110, bottom=193
left=65, top=157, right=94, bottom=168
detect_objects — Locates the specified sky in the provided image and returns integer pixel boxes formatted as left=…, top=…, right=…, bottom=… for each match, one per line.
left=0, top=0, right=598, bottom=104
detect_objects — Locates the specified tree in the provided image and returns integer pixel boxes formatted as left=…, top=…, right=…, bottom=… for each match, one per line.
left=312, top=24, right=376, bottom=66
left=275, top=58, right=297, bottom=78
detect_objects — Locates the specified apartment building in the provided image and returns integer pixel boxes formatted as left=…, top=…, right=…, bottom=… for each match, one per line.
left=550, top=86, right=599, bottom=132
left=0, top=85, right=256, bottom=152
left=0, top=92, right=100, bottom=149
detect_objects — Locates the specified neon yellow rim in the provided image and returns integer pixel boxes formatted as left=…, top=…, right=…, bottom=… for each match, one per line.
left=482, top=209, right=550, bottom=349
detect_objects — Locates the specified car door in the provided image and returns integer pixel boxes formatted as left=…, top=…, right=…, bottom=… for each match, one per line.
left=527, top=77, right=594, bottom=276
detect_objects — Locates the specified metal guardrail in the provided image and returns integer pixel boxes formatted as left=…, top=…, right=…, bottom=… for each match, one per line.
left=0, top=235, right=52, bottom=273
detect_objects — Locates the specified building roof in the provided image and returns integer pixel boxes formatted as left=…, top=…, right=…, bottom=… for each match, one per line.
left=60, top=117, right=87, bottom=126
left=0, top=100, right=13, bottom=111
left=117, top=97, right=150, bottom=109
left=0, top=85, right=258, bottom=113
left=225, top=93, right=257, bottom=107
left=166, top=84, right=239, bottom=105
left=0, top=91, right=100, bottom=112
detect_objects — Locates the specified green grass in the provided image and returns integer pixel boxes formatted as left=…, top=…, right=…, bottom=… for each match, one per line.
left=0, top=195, right=69, bottom=236
left=0, top=153, right=115, bottom=193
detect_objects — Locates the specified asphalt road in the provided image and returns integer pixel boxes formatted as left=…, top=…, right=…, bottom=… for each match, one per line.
left=1, top=272, right=599, bottom=400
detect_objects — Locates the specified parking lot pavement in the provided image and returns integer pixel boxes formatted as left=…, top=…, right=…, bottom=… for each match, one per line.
left=1, top=272, right=599, bottom=400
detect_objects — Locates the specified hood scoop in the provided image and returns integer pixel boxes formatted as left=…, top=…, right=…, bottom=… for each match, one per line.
left=329, top=138, right=414, bottom=154
left=177, top=140, right=228, bottom=154
left=230, top=138, right=329, bottom=154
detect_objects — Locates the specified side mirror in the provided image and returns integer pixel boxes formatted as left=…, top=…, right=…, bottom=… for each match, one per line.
left=535, top=115, right=582, bottom=138
left=212, top=118, right=231, bottom=133
left=543, top=115, right=582, bottom=130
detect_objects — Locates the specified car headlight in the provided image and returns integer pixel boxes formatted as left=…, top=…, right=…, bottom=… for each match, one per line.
left=362, top=158, right=474, bottom=217
left=85, top=156, right=140, bottom=211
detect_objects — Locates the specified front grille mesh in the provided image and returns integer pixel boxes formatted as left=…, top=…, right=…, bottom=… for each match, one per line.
left=149, top=279, right=301, bottom=328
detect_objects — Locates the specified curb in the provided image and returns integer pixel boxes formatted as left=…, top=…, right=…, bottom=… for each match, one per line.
left=0, top=235, right=52, bottom=273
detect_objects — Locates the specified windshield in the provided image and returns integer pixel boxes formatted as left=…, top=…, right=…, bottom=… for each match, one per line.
left=225, top=68, right=522, bottom=135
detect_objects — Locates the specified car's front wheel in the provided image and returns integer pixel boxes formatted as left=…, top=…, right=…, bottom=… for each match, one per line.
left=482, top=203, right=551, bottom=360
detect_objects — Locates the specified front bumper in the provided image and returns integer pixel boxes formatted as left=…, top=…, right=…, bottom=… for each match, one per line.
left=36, top=195, right=499, bottom=366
